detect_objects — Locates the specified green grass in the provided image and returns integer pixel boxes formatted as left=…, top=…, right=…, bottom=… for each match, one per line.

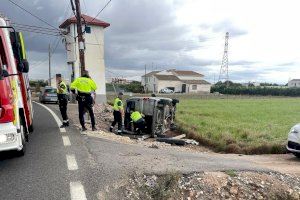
left=176, top=98, right=300, bottom=154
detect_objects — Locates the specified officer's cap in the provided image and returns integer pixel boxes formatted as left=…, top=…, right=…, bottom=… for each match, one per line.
left=118, top=92, right=124, bottom=96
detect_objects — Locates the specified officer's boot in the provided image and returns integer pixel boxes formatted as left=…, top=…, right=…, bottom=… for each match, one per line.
left=81, top=126, right=87, bottom=132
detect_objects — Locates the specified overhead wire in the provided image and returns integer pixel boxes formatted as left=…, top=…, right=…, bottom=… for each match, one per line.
left=11, top=23, right=59, bottom=32
left=8, top=0, right=60, bottom=31
left=82, top=0, right=89, bottom=14
left=90, top=0, right=112, bottom=23
left=12, top=26, right=61, bottom=35
left=13, top=28, right=61, bottom=37
left=30, top=37, right=62, bottom=71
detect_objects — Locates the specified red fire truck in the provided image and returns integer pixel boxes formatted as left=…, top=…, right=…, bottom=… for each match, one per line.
left=0, top=16, right=33, bottom=156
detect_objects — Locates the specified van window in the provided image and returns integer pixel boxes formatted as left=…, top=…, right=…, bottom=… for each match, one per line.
left=0, top=36, right=8, bottom=69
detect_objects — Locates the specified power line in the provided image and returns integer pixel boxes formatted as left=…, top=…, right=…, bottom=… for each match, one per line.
left=51, top=38, right=61, bottom=55
left=30, top=38, right=62, bottom=71
left=63, top=0, right=71, bottom=18
left=11, top=22, right=59, bottom=32
left=14, top=28, right=61, bottom=37
left=13, top=26, right=61, bottom=35
left=82, top=0, right=88, bottom=14
left=90, top=0, right=112, bottom=23
left=8, top=0, right=60, bottom=31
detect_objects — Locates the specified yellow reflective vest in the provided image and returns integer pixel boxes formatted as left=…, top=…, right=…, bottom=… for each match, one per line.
left=57, top=81, right=67, bottom=94
left=70, top=77, right=97, bottom=93
left=130, top=111, right=142, bottom=122
left=113, top=97, right=123, bottom=111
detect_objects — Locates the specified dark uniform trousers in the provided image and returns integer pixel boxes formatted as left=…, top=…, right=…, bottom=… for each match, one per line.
left=134, top=118, right=146, bottom=131
left=58, top=94, right=68, bottom=121
left=77, top=94, right=95, bottom=128
left=112, top=111, right=122, bottom=131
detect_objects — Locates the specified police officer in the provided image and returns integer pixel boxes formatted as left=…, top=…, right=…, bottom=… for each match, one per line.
left=130, top=109, right=145, bottom=133
left=110, top=92, right=124, bottom=134
left=70, top=70, right=97, bottom=131
left=57, top=74, right=69, bottom=128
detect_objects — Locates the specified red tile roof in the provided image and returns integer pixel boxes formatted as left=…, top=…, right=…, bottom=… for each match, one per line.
left=171, top=70, right=204, bottom=77
left=154, top=75, right=180, bottom=81
left=183, top=80, right=211, bottom=85
left=142, top=71, right=160, bottom=77
left=59, top=14, right=110, bottom=29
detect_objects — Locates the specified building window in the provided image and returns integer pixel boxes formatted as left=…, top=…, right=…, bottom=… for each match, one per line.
left=192, top=85, right=197, bottom=90
left=85, top=26, right=91, bottom=34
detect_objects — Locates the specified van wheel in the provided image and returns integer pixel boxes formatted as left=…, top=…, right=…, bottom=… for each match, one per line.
left=16, top=120, right=26, bottom=157
left=293, top=153, right=300, bottom=158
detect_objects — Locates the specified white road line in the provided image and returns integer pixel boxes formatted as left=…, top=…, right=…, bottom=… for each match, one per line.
left=70, top=182, right=87, bottom=200
left=66, top=154, right=78, bottom=171
left=33, top=101, right=66, bottom=133
left=62, top=136, right=71, bottom=146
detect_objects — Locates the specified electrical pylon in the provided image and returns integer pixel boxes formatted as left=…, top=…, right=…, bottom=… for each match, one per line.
left=218, top=32, right=229, bottom=82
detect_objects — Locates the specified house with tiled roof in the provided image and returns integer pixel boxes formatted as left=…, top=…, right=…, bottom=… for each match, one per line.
left=288, top=79, right=300, bottom=88
left=141, top=69, right=211, bottom=93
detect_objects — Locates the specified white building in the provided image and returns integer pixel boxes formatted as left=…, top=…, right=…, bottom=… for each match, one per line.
left=288, top=79, right=300, bottom=88
left=59, top=14, right=110, bottom=103
left=141, top=69, right=211, bottom=93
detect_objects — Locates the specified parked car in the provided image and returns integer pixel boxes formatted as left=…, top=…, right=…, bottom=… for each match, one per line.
left=159, top=88, right=174, bottom=93
left=287, top=124, right=300, bottom=158
left=39, top=87, right=58, bottom=104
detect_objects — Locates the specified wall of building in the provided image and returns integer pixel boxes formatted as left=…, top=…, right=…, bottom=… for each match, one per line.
left=142, top=75, right=157, bottom=92
left=84, top=25, right=106, bottom=103
left=65, top=24, right=106, bottom=103
left=288, top=80, right=300, bottom=88
left=188, top=84, right=211, bottom=93
left=157, top=80, right=182, bottom=92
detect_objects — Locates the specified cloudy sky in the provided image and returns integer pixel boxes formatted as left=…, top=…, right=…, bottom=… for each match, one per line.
left=1, top=0, right=300, bottom=84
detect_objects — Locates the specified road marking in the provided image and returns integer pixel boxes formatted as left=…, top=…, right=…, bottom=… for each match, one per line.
left=66, top=154, right=78, bottom=171
left=70, top=182, right=87, bottom=200
left=62, top=136, right=71, bottom=146
left=33, top=101, right=66, bottom=133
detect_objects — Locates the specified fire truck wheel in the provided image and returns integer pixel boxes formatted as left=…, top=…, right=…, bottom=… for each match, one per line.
left=16, top=119, right=26, bottom=157
left=28, top=124, right=34, bottom=133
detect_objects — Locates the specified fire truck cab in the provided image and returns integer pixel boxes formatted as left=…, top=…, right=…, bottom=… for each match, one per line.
left=0, top=16, right=33, bottom=156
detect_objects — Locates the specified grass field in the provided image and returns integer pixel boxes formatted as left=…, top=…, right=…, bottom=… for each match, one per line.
left=176, top=98, right=300, bottom=154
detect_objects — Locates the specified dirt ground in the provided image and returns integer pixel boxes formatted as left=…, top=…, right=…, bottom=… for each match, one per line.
left=64, top=103, right=300, bottom=176
left=48, top=103, right=300, bottom=199
left=101, top=171, right=300, bottom=200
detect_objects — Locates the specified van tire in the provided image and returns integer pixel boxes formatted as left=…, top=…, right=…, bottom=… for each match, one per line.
left=293, top=153, right=300, bottom=158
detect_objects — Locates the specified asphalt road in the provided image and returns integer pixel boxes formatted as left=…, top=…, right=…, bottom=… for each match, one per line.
left=0, top=102, right=107, bottom=200
left=0, top=102, right=287, bottom=200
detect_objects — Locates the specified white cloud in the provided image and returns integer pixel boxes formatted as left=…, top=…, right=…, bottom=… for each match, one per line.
left=3, top=0, right=300, bottom=83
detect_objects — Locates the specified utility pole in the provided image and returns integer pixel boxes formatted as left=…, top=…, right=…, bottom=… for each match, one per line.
left=213, top=73, right=216, bottom=84
left=74, top=0, right=85, bottom=75
left=48, top=43, right=51, bottom=86
left=144, top=64, right=147, bottom=93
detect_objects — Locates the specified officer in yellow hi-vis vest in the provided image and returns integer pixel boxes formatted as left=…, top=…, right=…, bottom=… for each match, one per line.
left=130, top=109, right=146, bottom=133
left=110, top=92, right=124, bottom=134
left=57, top=74, right=69, bottom=128
left=70, top=70, right=97, bottom=132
